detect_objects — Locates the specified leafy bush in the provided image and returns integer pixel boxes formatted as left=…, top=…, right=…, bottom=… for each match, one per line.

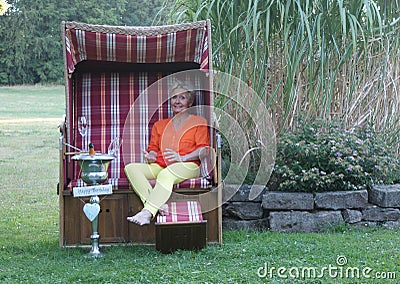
left=268, top=121, right=400, bottom=192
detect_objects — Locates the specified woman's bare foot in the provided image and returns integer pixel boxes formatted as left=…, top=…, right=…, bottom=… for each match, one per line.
left=127, top=209, right=152, bottom=226
left=159, top=204, right=169, bottom=216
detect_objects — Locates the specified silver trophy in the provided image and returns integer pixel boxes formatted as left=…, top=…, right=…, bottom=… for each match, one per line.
left=72, top=153, right=115, bottom=257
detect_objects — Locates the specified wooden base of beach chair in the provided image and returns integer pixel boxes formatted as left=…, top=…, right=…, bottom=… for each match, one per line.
left=60, top=189, right=221, bottom=247
left=59, top=20, right=223, bottom=248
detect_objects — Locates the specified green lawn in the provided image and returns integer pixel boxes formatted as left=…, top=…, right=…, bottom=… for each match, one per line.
left=0, top=85, right=399, bottom=283
left=0, top=85, right=64, bottom=120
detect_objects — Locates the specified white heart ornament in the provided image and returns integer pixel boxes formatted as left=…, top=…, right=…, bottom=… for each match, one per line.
left=83, top=203, right=100, bottom=222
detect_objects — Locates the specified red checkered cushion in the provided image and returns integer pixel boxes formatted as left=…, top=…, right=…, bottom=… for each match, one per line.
left=71, top=176, right=211, bottom=190
left=156, top=201, right=203, bottom=223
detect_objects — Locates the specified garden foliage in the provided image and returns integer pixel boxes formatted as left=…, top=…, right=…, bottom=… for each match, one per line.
left=269, top=121, right=400, bottom=192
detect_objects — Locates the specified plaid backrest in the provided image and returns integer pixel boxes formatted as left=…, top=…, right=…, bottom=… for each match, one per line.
left=63, top=21, right=213, bottom=189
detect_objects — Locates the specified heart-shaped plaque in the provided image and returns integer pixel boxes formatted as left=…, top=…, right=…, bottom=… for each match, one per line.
left=83, top=203, right=101, bottom=222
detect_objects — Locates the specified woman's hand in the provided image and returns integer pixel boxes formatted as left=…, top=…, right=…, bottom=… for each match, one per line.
left=164, top=148, right=182, bottom=163
left=143, top=150, right=157, bottom=163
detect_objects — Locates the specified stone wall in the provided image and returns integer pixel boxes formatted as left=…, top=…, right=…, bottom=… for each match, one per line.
left=222, top=184, right=400, bottom=232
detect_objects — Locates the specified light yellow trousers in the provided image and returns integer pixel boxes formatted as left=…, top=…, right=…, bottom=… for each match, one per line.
left=124, top=162, right=200, bottom=216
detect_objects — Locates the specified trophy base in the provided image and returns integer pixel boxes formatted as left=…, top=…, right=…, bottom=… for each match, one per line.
left=85, top=250, right=104, bottom=258
left=85, top=237, right=104, bottom=258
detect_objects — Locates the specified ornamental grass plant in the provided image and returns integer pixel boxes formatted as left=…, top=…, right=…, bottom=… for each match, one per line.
left=268, top=120, right=400, bottom=192
left=160, top=0, right=400, bottom=158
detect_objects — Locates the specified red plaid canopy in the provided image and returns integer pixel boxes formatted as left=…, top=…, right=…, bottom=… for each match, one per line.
left=65, top=22, right=210, bottom=72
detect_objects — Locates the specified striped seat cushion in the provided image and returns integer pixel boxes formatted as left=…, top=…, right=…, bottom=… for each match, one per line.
left=156, top=201, right=203, bottom=223
left=71, top=176, right=211, bottom=190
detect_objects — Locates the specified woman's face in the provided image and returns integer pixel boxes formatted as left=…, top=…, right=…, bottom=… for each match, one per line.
left=170, top=87, right=192, bottom=115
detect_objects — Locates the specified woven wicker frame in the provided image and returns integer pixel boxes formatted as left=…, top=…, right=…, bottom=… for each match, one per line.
left=63, top=20, right=208, bottom=36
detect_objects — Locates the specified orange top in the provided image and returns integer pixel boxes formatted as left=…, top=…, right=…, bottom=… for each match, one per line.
left=147, top=115, right=210, bottom=167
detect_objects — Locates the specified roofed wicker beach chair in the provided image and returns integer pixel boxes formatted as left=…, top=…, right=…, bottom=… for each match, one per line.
left=58, top=20, right=222, bottom=248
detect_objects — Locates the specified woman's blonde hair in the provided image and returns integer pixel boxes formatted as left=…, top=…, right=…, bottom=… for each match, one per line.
left=170, top=80, right=196, bottom=105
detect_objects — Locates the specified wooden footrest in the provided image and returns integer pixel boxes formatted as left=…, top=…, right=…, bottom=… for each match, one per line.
left=155, top=201, right=207, bottom=253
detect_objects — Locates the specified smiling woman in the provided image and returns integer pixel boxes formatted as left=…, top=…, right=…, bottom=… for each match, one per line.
left=125, top=80, right=210, bottom=225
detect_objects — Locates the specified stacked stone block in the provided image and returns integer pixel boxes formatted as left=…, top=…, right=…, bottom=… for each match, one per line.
left=222, top=184, right=400, bottom=232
